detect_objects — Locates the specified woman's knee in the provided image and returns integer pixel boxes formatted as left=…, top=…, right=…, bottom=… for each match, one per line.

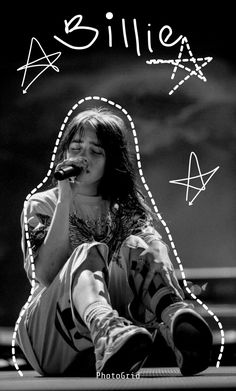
left=122, top=235, right=148, bottom=251
left=71, top=243, right=108, bottom=274
left=118, top=235, right=149, bottom=276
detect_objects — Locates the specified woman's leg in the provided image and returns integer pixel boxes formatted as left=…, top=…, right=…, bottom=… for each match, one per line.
left=123, top=235, right=213, bottom=376
left=125, top=236, right=184, bottom=323
left=70, top=243, right=153, bottom=374
left=21, top=242, right=152, bottom=376
left=72, top=245, right=111, bottom=323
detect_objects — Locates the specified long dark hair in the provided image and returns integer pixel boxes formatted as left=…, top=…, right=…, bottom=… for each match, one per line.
left=53, top=107, right=154, bottom=219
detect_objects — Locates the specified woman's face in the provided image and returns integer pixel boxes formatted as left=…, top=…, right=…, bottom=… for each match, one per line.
left=66, top=122, right=106, bottom=186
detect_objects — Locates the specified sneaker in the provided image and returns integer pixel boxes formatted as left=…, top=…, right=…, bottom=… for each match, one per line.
left=91, top=310, right=153, bottom=374
left=158, top=303, right=213, bottom=375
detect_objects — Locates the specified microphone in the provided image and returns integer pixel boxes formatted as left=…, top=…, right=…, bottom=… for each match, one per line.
left=54, top=165, right=83, bottom=181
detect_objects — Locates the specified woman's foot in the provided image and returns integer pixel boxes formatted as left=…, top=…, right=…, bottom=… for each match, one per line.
left=158, top=304, right=213, bottom=375
left=91, top=310, right=153, bottom=374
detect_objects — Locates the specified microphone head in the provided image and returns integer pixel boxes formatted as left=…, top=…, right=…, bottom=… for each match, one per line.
left=54, top=165, right=83, bottom=181
left=54, top=169, right=66, bottom=180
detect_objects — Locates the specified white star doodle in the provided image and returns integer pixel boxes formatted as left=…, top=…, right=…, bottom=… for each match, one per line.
left=17, top=37, right=61, bottom=94
left=146, top=36, right=213, bottom=95
left=169, top=152, right=219, bottom=206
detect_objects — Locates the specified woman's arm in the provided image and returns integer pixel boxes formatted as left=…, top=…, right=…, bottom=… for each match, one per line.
left=35, top=177, right=74, bottom=287
left=35, top=197, right=71, bottom=287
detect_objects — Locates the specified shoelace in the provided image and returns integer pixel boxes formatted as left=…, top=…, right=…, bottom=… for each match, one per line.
left=92, top=312, right=133, bottom=346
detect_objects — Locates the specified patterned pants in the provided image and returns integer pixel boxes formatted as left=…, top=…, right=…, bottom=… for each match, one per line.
left=16, top=235, right=182, bottom=375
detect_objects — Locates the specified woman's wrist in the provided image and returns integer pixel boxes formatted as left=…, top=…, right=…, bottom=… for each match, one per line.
left=57, top=180, right=73, bottom=204
left=57, top=197, right=71, bottom=205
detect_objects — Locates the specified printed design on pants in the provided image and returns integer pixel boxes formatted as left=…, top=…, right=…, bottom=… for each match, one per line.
left=94, top=273, right=111, bottom=305
left=55, top=303, right=91, bottom=351
left=129, top=259, right=181, bottom=321
left=129, top=259, right=164, bottom=298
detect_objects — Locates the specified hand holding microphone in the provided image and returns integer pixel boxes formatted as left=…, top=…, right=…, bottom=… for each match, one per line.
left=54, top=158, right=88, bottom=181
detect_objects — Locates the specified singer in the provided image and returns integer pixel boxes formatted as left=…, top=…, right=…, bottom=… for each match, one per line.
left=16, top=108, right=213, bottom=376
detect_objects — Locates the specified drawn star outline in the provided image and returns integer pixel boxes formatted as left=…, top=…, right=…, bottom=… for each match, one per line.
left=17, top=37, right=61, bottom=94
left=169, top=152, right=219, bottom=206
left=146, top=36, right=213, bottom=95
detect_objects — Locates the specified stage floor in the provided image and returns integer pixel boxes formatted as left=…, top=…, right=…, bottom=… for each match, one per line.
left=0, top=367, right=236, bottom=391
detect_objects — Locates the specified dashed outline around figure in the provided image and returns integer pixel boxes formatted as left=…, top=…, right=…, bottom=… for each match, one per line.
left=12, top=96, right=224, bottom=376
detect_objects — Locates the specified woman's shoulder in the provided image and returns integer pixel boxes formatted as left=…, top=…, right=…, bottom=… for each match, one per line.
left=20, top=187, right=58, bottom=224
left=27, top=187, right=58, bottom=209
